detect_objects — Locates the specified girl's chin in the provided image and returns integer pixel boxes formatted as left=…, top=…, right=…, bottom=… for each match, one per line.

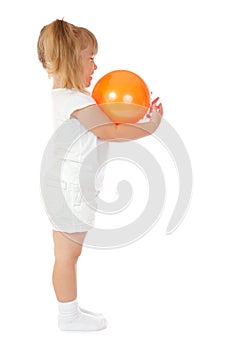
left=85, top=80, right=91, bottom=88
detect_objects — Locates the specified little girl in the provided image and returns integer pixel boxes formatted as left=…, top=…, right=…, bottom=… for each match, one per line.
left=37, top=18, right=163, bottom=332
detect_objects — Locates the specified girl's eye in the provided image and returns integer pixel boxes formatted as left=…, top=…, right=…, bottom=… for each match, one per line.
left=90, top=57, right=94, bottom=62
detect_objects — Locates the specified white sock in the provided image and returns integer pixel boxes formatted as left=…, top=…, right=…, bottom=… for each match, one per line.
left=79, top=307, right=103, bottom=317
left=58, top=300, right=107, bottom=331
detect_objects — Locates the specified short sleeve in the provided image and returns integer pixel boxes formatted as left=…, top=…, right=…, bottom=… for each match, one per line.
left=52, top=89, right=97, bottom=131
left=67, top=91, right=96, bottom=117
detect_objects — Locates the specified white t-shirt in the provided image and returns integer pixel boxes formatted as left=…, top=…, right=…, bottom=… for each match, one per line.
left=52, top=88, right=96, bottom=130
left=51, top=88, right=109, bottom=190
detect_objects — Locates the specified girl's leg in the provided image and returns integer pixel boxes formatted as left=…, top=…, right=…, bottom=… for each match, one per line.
left=52, top=230, right=86, bottom=302
left=52, top=230, right=107, bottom=331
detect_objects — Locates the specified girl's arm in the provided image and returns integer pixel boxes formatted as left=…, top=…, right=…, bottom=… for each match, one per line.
left=71, top=103, right=163, bottom=142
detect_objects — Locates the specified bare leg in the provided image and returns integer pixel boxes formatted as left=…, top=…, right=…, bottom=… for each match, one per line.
left=52, top=230, right=87, bottom=302
left=52, top=230, right=107, bottom=331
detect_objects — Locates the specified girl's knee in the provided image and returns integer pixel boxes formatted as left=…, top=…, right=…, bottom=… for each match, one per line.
left=53, top=230, right=85, bottom=264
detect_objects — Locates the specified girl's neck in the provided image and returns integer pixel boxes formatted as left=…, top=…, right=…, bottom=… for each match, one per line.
left=53, top=80, right=63, bottom=89
left=53, top=76, right=67, bottom=89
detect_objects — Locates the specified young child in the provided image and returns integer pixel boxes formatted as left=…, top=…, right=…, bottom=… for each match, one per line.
left=37, top=18, right=163, bottom=332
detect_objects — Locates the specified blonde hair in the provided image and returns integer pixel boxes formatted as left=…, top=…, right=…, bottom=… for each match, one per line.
left=37, top=19, right=98, bottom=92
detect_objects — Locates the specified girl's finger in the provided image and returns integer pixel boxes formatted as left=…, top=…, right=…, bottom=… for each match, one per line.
left=151, top=97, right=160, bottom=106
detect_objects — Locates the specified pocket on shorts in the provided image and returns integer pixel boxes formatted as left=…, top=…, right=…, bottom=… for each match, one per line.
left=61, top=182, right=81, bottom=208
left=61, top=181, right=99, bottom=210
left=73, top=184, right=83, bottom=207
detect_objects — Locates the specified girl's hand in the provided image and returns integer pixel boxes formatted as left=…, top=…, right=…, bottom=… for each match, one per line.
left=146, top=97, right=163, bottom=126
left=150, top=97, right=163, bottom=117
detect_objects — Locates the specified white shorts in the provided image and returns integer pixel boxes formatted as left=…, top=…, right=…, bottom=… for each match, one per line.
left=61, top=180, right=99, bottom=233
left=42, top=178, right=99, bottom=234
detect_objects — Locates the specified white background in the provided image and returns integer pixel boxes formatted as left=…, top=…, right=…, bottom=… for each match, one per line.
left=0, top=0, right=232, bottom=349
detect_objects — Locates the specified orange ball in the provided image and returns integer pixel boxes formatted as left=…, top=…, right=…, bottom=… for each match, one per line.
left=92, top=70, right=150, bottom=124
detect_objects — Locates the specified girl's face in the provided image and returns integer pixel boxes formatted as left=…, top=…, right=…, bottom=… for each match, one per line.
left=81, top=46, right=97, bottom=88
